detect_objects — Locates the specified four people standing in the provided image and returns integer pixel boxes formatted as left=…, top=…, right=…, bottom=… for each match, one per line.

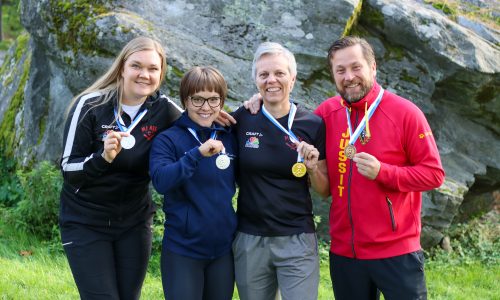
left=59, top=34, right=444, bottom=300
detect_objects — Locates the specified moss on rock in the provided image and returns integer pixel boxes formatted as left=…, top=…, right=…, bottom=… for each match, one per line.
left=42, top=0, right=115, bottom=58
left=0, top=34, right=32, bottom=157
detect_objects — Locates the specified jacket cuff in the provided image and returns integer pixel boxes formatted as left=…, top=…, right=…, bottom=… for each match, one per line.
left=376, top=162, right=396, bottom=190
left=186, top=147, right=204, bottom=162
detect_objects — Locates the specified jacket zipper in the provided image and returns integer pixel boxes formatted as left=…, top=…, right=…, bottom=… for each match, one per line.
left=386, top=196, right=396, bottom=231
left=347, top=111, right=359, bottom=258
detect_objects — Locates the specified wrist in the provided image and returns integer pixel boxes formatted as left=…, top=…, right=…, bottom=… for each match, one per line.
left=101, top=151, right=113, bottom=163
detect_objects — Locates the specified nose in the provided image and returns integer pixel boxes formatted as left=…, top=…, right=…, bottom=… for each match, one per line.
left=139, top=68, right=149, bottom=78
left=200, top=100, right=212, bottom=109
left=344, top=70, right=355, bottom=81
left=266, top=74, right=277, bottom=83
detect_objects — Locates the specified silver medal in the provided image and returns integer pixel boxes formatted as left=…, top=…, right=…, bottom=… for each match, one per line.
left=121, top=135, right=136, bottom=149
left=216, top=154, right=230, bottom=170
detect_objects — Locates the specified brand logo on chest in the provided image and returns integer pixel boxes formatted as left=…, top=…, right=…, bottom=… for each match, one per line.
left=141, top=125, right=158, bottom=141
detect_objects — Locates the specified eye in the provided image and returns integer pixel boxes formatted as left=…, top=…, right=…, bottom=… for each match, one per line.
left=131, top=64, right=141, bottom=69
left=353, top=65, right=361, bottom=71
left=336, top=69, right=345, bottom=74
left=258, top=72, right=268, bottom=79
left=149, top=67, right=159, bottom=72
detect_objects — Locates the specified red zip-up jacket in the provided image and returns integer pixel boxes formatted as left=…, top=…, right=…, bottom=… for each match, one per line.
left=315, top=83, right=445, bottom=259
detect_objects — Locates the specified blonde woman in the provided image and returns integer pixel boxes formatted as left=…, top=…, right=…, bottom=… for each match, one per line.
left=59, top=36, right=182, bottom=300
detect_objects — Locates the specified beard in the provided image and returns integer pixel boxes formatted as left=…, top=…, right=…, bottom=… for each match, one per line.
left=336, top=78, right=374, bottom=103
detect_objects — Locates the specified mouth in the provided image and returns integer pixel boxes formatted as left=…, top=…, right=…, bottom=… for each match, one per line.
left=135, top=81, right=151, bottom=86
left=198, top=113, right=212, bottom=119
left=266, top=87, right=281, bottom=92
left=345, top=83, right=360, bottom=89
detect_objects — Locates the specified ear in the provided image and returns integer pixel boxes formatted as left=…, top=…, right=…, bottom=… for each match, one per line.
left=290, top=74, right=297, bottom=90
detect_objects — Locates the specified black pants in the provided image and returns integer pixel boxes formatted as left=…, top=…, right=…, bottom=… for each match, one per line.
left=61, top=218, right=152, bottom=300
left=330, top=251, right=427, bottom=300
left=161, top=249, right=234, bottom=300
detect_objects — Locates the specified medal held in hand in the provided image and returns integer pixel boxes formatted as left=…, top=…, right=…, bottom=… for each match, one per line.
left=216, top=153, right=230, bottom=170
left=120, top=135, right=136, bottom=150
left=292, top=162, right=307, bottom=177
left=344, top=144, right=356, bottom=159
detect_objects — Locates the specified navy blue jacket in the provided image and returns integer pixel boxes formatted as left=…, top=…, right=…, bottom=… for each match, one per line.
left=150, top=112, right=237, bottom=259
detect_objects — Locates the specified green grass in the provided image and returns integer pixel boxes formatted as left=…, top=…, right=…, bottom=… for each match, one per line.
left=1, top=216, right=498, bottom=299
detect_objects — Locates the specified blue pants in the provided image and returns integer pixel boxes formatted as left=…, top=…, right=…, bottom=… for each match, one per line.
left=161, top=249, right=235, bottom=300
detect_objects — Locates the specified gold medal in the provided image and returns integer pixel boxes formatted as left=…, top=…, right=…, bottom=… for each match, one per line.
left=344, top=144, right=356, bottom=159
left=292, top=162, right=307, bottom=177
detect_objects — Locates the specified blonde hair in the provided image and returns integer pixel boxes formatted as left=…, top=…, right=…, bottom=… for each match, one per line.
left=66, top=36, right=167, bottom=117
left=251, top=42, right=297, bottom=81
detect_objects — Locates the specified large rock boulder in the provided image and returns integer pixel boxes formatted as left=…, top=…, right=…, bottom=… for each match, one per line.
left=1, top=0, right=499, bottom=248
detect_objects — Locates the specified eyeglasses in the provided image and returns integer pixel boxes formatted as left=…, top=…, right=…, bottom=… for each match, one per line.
left=188, top=96, right=222, bottom=108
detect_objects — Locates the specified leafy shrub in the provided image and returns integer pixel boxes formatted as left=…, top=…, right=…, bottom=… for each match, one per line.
left=0, top=156, right=24, bottom=207
left=10, top=161, right=62, bottom=240
left=151, top=189, right=165, bottom=255
left=426, top=215, right=499, bottom=265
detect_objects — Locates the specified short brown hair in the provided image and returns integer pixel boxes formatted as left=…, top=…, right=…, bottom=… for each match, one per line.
left=179, top=66, right=228, bottom=108
left=327, top=36, right=375, bottom=68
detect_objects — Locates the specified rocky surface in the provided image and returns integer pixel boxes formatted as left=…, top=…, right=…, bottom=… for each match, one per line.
left=1, top=0, right=499, bottom=248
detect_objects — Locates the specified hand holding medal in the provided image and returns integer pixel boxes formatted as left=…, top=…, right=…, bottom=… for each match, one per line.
left=296, top=141, right=320, bottom=176
left=102, top=131, right=130, bottom=163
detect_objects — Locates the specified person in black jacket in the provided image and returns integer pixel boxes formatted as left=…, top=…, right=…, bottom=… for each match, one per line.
left=150, top=66, right=237, bottom=300
left=59, top=36, right=183, bottom=300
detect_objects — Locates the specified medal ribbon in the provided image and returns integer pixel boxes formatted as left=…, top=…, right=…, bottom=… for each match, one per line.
left=261, top=103, right=302, bottom=163
left=114, top=108, right=148, bottom=134
left=187, top=128, right=223, bottom=153
left=345, top=88, right=384, bottom=145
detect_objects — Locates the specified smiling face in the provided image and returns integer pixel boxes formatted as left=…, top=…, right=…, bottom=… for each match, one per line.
left=121, top=49, right=162, bottom=105
left=185, top=90, right=221, bottom=127
left=255, top=53, right=296, bottom=106
left=330, top=44, right=376, bottom=103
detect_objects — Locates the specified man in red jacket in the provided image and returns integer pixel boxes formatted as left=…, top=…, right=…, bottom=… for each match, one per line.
left=315, top=36, right=445, bottom=299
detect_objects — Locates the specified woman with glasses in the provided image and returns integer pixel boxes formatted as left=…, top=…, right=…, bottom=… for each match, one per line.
left=150, top=66, right=237, bottom=300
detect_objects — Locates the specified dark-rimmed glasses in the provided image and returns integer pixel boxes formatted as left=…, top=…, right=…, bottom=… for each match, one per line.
left=188, top=96, right=221, bottom=108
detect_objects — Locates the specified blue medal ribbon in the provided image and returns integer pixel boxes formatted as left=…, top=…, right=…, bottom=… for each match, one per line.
left=345, top=88, right=384, bottom=145
left=261, top=102, right=303, bottom=163
left=187, top=128, right=218, bottom=145
left=114, top=107, right=148, bottom=134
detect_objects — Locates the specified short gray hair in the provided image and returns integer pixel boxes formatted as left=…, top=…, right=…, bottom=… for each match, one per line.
left=251, top=42, right=297, bottom=80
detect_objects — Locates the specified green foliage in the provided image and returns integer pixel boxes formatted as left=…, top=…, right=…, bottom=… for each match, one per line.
left=0, top=0, right=23, bottom=50
left=10, top=161, right=62, bottom=240
left=0, top=156, right=23, bottom=207
left=427, top=217, right=499, bottom=265
left=151, top=189, right=165, bottom=255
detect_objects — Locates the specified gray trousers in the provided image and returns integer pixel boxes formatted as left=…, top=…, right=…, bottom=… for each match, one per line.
left=233, top=232, right=319, bottom=300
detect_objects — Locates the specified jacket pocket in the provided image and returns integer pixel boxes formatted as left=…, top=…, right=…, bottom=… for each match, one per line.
left=386, top=196, right=397, bottom=231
